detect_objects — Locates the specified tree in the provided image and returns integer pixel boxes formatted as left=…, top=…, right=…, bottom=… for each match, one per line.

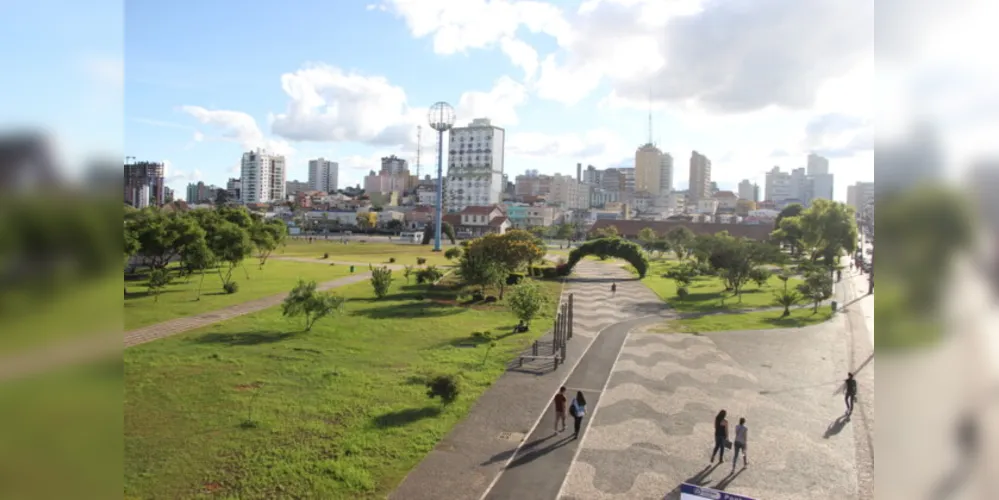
left=370, top=266, right=393, bottom=299
left=416, top=265, right=444, bottom=285
left=356, top=211, right=378, bottom=230
left=590, top=225, right=619, bottom=239
left=180, top=238, right=215, bottom=300
left=281, top=279, right=347, bottom=331
left=457, top=254, right=507, bottom=296
left=798, top=269, right=833, bottom=312
left=421, top=222, right=457, bottom=245
left=132, top=210, right=206, bottom=270
left=665, top=226, right=696, bottom=261
left=665, top=263, right=698, bottom=296
left=772, top=289, right=801, bottom=318
left=637, top=227, right=657, bottom=250
left=749, top=267, right=772, bottom=288
left=507, top=279, right=548, bottom=329
left=444, top=247, right=462, bottom=260
left=386, top=219, right=404, bottom=231
left=529, top=225, right=550, bottom=240
left=649, top=239, right=670, bottom=258
left=704, top=233, right=775, bottom=302
left=403, top=265, right=414, bottom=284
left=771, top=216, right=804, bottom=256
left=251, top=218, right=287, bottom=269
left=794, top=199, right=858, bottom=264
left=124, top=224, right=140, bottom=295
left=555, top=223, right=574, bottom=242
left=774, top=203, right=804, bottom=228
left=146, top=268, right=172, bottom=302
left=463, top=230, right=546, bottom=298
left=209, top=221, right=254, bottom=292
left=425, top=374, right=461, bottom=406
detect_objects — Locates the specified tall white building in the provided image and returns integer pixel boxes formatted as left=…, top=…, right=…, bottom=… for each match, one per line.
left=550, top=173, right=590, bottom=210
left=807, top=153, right=830, bottom=175
left=659, top=153, right=674, bottom=197
left=381, top=155, right=407, bottom=175
left=308, top=157, right=339, bottom=193
left=240, top=150, right=286, bottom=204
left=765, top=166, right=795, bottom=203
left=446, top=118, right=505, bottom=212
left=847, top=181, right=875, bottom=213
left=737, top=179, right=757, bottom=201
left=766, top=163, right=834, bottom=205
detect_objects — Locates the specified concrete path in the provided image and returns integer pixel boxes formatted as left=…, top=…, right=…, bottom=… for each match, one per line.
left=388, top=260, right=670, bottom=500
left=123, top=272, right=371, bottom=348
left=271, top=256, right=407, bottom=270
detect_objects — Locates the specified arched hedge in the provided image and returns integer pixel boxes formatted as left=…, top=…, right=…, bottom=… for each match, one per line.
left=556, top=237, right=650, bottom=278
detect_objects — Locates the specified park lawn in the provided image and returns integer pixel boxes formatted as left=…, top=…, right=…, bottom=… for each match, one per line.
left=0, top=274, right=121, bottom=352
left=637, top=260, right=804, bottom=313
left=124, top=277, right=563, bottom=500
left=279, top=240, right=455, bottom=267
left=663, top=307, right=834, bottom=333
left=124, top=260, right=355, bottom=330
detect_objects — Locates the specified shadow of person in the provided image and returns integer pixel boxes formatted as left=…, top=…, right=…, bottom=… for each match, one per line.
left=662, top=463, right=722, bottom=500
left=716, top=466, right=746, bottom=490
left=823, top=414, right=851, bottom=439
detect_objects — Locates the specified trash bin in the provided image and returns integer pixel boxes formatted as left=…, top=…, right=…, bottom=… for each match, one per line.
left=831, top=301, right=838, bottom=312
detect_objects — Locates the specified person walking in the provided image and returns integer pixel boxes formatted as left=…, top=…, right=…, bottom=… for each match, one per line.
left=569, top=391, right=587, bottom=439
left=553, top=386, right=568, bottom=433
left=845, top=373, right=858, bottom=415
left=732, top=417, right=748, bottom=471
left=611, top=283, right=617, bottom=295
left=710, top=410, right=730, bottom=464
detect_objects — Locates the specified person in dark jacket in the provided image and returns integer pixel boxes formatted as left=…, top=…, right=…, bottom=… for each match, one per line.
left=569, top=391, right=587, bottom=439
left=710, top=409, right=729, bottom=464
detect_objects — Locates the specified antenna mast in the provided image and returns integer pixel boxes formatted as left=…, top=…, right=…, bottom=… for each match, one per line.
left=416, top=125, right=422, bottom=178
left=647, top=88, right=653, bottom=146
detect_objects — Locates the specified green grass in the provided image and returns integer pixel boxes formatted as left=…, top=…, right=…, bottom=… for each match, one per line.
left=280, top=240, right=455, bottom=267
left=124, top=261, right=356, bottom=330
left=1, top=274, right=121, bottom=352
left=124, top=277, right=563, bottom=499
left=636, top=260, right=804, bottom=313
left=659, top=307, right=834, bottom=333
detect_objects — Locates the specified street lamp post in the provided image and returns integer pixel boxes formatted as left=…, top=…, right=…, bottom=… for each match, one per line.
left=427, top=102, right=456, bottom=252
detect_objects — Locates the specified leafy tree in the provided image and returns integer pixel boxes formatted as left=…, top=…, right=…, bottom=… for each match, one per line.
left=457, top=254, right=507, bottom=296
left=528, top=225, right=550, bottom=239
left=771, top=216, right=804, bottom=256
left=146, top=268, right=172, bottom=302
left=794, top=199, right=858, bottom=264
left=637, top=227, right=657, bottom=249
left=507, top=279, right=549, bottom=328
left=281, top=279, right=347, bottom=331
left=555, top=223, right=574, bottom=242
left=421, top=222, right=457, bottom=245
left=704, top=233, right=774, bottom=302
left=690, top=233, right=718, bottom=266
left=403, top=264, right=414, bottom=284
left=416, top=265, right=444, bottom=285
left=773, top=288, right=801, bottom=318
left=386, top=219, right=404, bottom=231
left=464, top=230, right=546, bottom=298
left=666, top=226, right=696, bottom=261
left=251, top=218, right=288, bottom=269
left=589, top=225, right=619, bottom=239
left=356, top=211, right=378, bottom=230
left=749, top=267, right=772, bottom=288
left=649, top=239, right=670, bottom=258
left=132, top=210, right=206, bottom=270
left=370, top=266, right=393, bottom=299
left=124, top=224, right=140, bottom=295
left=209, top=221, right=254, bottom=291
left=444, top=247, right=462, bottom=260
left=180, top=239, right=215, bottom=301
left=665, top=263, right=698, bottom=295
left=425, top=374, right=461, bottom=406
left=798, top=269, right=833, bottom=312
left=774, top=203, right=804, bottom=228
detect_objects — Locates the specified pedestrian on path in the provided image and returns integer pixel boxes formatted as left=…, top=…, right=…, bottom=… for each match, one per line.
left=710, top=409, right=730, bottom=464
left=611, top=283, right=617, bottom=295
left=844, top=373, right=858, bottom=415
left=554, top=386, right=568, bottom=433
left=569, top=391, right=587, bottom=439
left=732, top=417, right=748, bottom=471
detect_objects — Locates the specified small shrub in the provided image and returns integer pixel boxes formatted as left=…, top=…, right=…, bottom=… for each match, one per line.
left=484, top=296, right=498, bottom=303
left=506, top=273, right=525, bottom=286
left=471, top=291, right=485, bottom=302
left=322, top=252, right=329, bottom=259
left=444, top=247, right=462, bottom=260
left=425, top=373, right=461, bottom=406
left=540, top=267, right=559, bottom=279
left=388, top=257, right=396, bottom=263
left=416, top=265, right=444, bottom=284
left=223, top=281, right=239, bottom=294
left=677, top=286, right=689, bottom=298
left=146, top=268, right=172, bottom=302
left=417, top=257, right=427, bottom=265
left=370, top=266, right=393, bottom=299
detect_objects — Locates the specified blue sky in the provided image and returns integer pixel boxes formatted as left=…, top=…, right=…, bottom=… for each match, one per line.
left=0, top=0, right=873, bottom=198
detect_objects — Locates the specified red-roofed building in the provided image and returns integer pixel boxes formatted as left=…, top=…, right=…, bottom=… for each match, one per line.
left=450, top=205, right=511, bottom=237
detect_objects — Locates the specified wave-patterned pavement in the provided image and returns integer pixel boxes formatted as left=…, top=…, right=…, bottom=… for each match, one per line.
left=563, top=260, right=670, bottom=339
left=560, top=331, right=858, bottom=500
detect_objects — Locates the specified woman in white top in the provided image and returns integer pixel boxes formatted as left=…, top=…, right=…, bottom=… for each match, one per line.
left=732, top=417, right=748, bottom=470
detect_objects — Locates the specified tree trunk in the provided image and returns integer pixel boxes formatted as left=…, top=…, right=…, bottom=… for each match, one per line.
left=782, top=305, right=790, bottom=317
left=196, top=271, right=205, bottom=301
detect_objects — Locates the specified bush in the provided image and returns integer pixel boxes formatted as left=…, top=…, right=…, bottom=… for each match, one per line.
left=417, top=257, right=427, bottom=265
left=677, top=286, right=689, bottom=298
left=416, top=265, right=444, bottom=284
left=540, top=267, right=560, bottom=279
left=507, top=279, right=548, bottom=327
left=563, top=238, right=650, bottom=277
left=484, top=296, right=498, bottom=303
left=425, top=373, right=461, bottom=406
left=223, top=281, right=239, bottom=294
left=506, top=273, right=525, bottom=286
left=444, top=247, right=462, bottom=260
left=388, top=257, right=396, bottom=263
left=370, top=266, right=393, bottom=299
left=322, top=252, right=329, bottom=259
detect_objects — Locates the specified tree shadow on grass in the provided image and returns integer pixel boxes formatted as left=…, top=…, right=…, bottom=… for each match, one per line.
left=371, top=406, right=441, bottom=428
left=351, top=301, right=464, bottom=319
left=124, top=289, right=182, bottom=300
left=192, top=331, right=295, bottom=346
left=763, top=310, right=832, bottom=328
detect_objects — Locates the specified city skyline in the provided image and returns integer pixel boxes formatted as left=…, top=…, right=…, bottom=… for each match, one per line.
left=124, top=0, right=873, bottom=202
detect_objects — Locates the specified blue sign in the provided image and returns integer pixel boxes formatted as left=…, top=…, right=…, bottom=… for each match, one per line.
left=678, top=483, right=756, bottom=500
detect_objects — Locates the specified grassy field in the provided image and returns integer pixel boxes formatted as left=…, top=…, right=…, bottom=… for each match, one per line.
left=279, top=240, right=455, bottom=267
left=124, top=261, right=356, bottom=330
left=636, top=260, right=804, bottom=313
left=124, top=276, right=563, bottom=499
left=658, top=307, right=834, bottom=333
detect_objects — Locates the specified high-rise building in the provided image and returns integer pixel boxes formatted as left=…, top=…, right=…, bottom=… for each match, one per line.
left=381, top=155, right=407, bottom=175
left=765, top=166, right=795, bottom=203
left=286, top=180, right=311, bottom=196
left=807, top=153, right=830, bottom=175
left=226, top=178, right=241, bottom=201
left=446, top=118, right=505, bottom=212
left=186, top=181, right=219, bottom=203
left=583, top=164, right=601, bottom=185
left=688, top=151, right=712, bottom=203
left=659, top=154, right=674, bottom=196
left=847, top=181, right=875, bottom=213
left=240, top=150, right=286, bottom=204
left=635, top=143, right=664, bottom=196
left=308, top=158, right=339, bottom=193
left=766, top=162, right=834, bottom=205
left=124, top=161, right=165, bottom=208
left=738, top=179, right=757, bottom=201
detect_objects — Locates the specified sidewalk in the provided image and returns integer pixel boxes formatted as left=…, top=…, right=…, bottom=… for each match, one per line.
left=270, top=256, right=406, bottom=270
left=388, top=261, right=669, bottom=500
left=123, top=272, right=371, bottom=348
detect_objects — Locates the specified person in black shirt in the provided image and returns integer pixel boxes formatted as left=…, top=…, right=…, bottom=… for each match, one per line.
left=710, top=409, right=729, bottom=464
left=845, top=372, right=858, bottom=415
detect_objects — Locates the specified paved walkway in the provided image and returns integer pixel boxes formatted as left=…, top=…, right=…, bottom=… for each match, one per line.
left=271, top=256, right=406, bottom=270
left=123, top=272, right=372, bottom=348
left=558, top=266, right=875, bottom=500
left=388, top=260, right=670, bottom=500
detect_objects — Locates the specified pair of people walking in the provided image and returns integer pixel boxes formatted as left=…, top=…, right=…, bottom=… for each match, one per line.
left=553, top=386, right=587, bottom=439
left=710, top=410, right=748, bottom=472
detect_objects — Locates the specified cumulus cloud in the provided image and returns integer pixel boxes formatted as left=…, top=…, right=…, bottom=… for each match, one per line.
left=180, top=105, right=293, bottom=156
left=507, top=128, right=629, bottom=165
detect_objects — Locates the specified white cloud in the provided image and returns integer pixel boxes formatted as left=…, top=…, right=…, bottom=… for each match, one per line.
left=180, top=105, right=294, bottom=156
left=456, top=76, right=528, bottom=127
left=499, top=37, right=539, bottom=80
left=507, top=128, right=629, bottom=165
left=81, top=54, right=123, bottom=91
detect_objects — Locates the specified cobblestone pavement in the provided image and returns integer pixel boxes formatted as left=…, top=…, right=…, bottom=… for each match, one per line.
left=123, top=273, right=371, bottom=348
left=270, top=256, right=406, bottom=270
